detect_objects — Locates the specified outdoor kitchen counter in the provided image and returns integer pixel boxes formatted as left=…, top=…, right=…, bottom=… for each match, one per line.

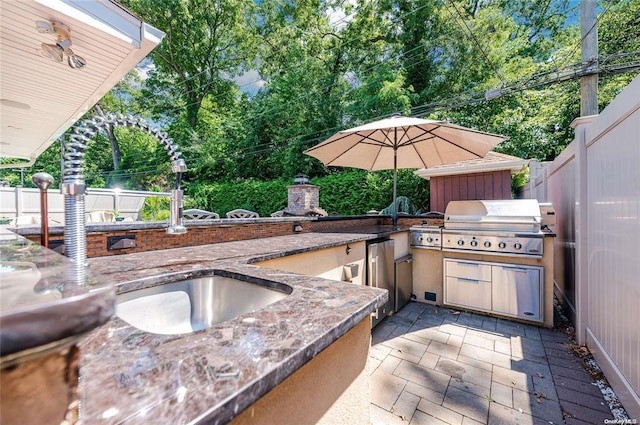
left=0, top=227, right=114, bottom=359
left=80, top=228, right=399, bottom=424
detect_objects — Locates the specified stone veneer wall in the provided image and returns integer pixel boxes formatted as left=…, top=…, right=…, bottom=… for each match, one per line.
left=283, top=184, right=320, bottom=215
left=23, top=216, right=434, bottom=258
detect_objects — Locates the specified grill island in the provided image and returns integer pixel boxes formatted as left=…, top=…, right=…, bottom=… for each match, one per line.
left=410, top=199, right=556, bottom=327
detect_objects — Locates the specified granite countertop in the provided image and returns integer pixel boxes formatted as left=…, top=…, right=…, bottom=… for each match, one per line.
left=10, top=215, right=388, bottom=236
left=0, top=228, right=114, bottom=360
left=79, top=229, right=395, bottom=424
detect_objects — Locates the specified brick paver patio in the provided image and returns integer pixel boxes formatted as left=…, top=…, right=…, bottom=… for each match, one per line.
left=369, top=302, right=614, bottom=425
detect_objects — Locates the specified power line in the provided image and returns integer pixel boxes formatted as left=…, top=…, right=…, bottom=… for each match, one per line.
left=30, top=48, right=638, bottom=182
left=189, top=50, right=640, bottom=163
left=149, top=0, right=588, bottom=137
left=74, top=3, right=636, bottom=170
left=483, top=51, right=640, bottom=101
left=550, top=1, right=615, bottom=72
left=69, top=48, right=640, bottom=171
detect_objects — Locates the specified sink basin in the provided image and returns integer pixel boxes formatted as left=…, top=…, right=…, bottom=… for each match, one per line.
left=116, top=274, right=290, bottom=334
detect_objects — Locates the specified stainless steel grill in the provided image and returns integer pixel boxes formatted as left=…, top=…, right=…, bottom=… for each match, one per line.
left=410, top=226, right=442, bottom=250
left=441, top=199, right=547, bottom=258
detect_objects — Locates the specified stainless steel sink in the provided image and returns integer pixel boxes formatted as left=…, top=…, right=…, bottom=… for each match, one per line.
left=116, top=274, right=290, bottom=334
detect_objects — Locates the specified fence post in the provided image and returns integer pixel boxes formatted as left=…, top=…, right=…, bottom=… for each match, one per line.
left=571, top=115, right=597, bottom=346
left=14, top=186, right=23, bottom=217
left=541, top=162, right=549, bottom=202
left=114, top=189, right=121, bottom=214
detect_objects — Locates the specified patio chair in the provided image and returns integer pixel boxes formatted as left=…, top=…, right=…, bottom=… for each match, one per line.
left=226, top=208, right=259, bottom=219
left=10, top=215, right=41, bottom=225
left=270, top=210, right=284, bottom=217
left=303, top=208, right=328, bottom=217
left=183, top=209, right=220, bottom=220
left=86, top=211, right=115, bottom=223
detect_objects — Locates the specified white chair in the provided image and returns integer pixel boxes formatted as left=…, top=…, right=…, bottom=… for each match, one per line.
left=183, top=209, right=220, bottom=220
left=86, top=211, right=115, bottom=223
left=226, top=208, right=259, bottom=219
left=10, top=215, right=41, bottom=225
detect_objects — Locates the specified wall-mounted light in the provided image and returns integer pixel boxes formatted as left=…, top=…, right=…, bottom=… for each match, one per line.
left=345, top=244, right=352, bottom=255
left=35, top=21, right=86, bottom=69
left=293, top=224, right=303, bottom=233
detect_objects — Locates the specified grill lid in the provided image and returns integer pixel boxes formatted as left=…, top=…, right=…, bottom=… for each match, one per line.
left=444, top=199, right=541, bottom=233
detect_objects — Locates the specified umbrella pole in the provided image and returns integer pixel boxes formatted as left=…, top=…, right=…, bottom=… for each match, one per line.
left=393, top=134, right=398, bottom=229
left=393, top=167, right=398, bottom=229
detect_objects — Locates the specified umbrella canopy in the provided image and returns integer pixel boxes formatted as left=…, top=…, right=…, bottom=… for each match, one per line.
left=304, top=115, right=508, bottom=227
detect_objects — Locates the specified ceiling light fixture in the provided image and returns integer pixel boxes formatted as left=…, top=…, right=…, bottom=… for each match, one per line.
left=35, top=21, right=86, bottom=70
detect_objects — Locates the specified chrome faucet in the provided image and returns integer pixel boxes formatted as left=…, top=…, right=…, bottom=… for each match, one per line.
left=62, top=114, right=187, bottom=285
left=168, top=160, right=187, bottom=234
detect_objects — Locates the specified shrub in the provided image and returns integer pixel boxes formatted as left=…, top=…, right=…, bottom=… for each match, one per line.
left=183, top=170, right=430, bottom=216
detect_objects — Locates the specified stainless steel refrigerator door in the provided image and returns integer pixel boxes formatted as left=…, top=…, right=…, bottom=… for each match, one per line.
left=394, top=254, right=413, bottom=312
left=368, top=240, right=395, bottom=327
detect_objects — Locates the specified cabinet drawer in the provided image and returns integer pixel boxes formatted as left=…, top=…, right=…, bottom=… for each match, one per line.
left=445, top=260, right=492, bottom=281
left=444, top=277, right=492, bottom=311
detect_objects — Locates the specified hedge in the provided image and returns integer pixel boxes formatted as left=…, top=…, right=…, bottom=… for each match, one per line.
left=183, top=169, right=430, bottom=217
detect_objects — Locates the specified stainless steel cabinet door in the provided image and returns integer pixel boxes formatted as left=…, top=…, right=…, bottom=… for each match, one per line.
left=394, top=254, right=413, bottom=311
left=368, top=240, right=395, bottom=327
left=491, top=265, right=542, bottom=322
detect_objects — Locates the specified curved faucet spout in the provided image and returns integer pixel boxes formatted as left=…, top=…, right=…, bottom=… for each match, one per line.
left=62, top=114, right=188, bottom=285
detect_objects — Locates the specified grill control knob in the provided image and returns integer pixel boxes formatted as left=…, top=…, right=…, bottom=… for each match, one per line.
left=484, top=241, right=491, bottom=248
left=457, top=239, right=465, bottom=246
left=498, top=242, right=506, bottom=249
left=426, top=236, right=434, bottom=243
left=470, top=240, right=478, bottom=247
left=514, top=242, right=522, bottom=250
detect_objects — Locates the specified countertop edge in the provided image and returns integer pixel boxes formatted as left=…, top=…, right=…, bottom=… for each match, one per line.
left=195, top=303, right=377, bottom=425
left=80, top=230, right=394, bottom=424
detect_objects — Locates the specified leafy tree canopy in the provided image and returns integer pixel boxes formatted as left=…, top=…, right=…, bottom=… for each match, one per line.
left=2, top=0, right=638, bottom=214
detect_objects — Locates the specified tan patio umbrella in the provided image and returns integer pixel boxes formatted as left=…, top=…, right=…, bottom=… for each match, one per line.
left=303, top=115, right=508, bottom=227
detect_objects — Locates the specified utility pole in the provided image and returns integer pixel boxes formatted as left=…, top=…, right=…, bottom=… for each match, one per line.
left=580, top=0, right=598, bottom=116
left=576, top=0, right=598, bottom=347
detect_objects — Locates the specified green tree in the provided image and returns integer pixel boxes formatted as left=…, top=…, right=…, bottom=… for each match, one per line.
left=238, top=0, right=350, bottom=179
left=121, top=0, right=259, bottom=129
left=9, top=0, right=637, bottom=200
left=597, top=0, right=640, bottom=109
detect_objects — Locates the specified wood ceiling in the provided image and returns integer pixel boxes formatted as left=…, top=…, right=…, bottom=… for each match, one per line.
left=0, top=0, right=163, bottom=165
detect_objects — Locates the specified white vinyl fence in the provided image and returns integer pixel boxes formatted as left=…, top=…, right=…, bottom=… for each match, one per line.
left=0, top=187, right=170, bottom=224
left=523, top=75, right=640, bottom=417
